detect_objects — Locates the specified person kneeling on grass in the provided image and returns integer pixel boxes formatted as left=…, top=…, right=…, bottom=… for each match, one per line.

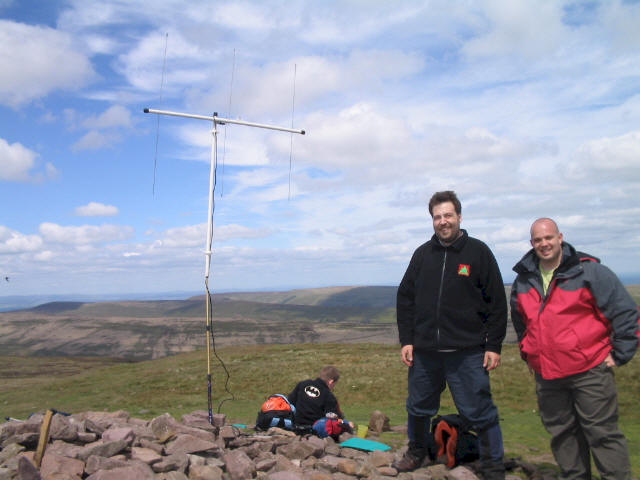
left=288, top=365, right=354, bottom=439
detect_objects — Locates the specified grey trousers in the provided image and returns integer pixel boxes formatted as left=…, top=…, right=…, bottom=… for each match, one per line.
left=535, top=362, right=631, bottom=480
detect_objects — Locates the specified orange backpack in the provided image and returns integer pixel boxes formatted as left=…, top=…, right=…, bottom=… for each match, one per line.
left=255, top=394, right=296, bottom=431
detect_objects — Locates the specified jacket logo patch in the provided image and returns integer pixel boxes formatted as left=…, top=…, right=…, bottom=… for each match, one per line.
left=304, top=386, right=320, bottom=398
left=457, top=264, right=470, bottom=276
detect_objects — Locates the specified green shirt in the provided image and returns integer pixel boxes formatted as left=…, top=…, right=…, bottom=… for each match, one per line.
left=540, top=266, right=556, bottom=295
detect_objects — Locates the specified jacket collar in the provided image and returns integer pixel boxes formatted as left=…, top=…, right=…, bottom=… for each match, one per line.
left=430, top=229, right=468, bottom=252
left=513, top=241, right=598, bottom=276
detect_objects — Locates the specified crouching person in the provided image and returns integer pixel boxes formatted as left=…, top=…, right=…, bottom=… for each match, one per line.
left=288, top=365, right=354, bottom=439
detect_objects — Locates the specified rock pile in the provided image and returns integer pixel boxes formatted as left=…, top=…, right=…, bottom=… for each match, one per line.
left=0, top=410, right=553, bottom=480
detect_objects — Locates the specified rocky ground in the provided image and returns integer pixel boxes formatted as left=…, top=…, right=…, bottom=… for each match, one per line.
left=0, top=409, right=559, bottom=480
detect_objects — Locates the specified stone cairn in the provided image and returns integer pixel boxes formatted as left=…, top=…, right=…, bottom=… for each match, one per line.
left=0, top=409, right=555, bottom=480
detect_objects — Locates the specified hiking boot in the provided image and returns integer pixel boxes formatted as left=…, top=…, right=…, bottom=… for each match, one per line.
left=392, top=450, right=425, bottom=472
left=481, top=462, right=506, bottom=480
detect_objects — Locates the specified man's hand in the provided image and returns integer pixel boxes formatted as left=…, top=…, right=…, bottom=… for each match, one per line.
left=604, top=353, right=616, bottom=367
left=401, top=345, right=414, bottom=367
left=483, top=351, right=501, bottom=371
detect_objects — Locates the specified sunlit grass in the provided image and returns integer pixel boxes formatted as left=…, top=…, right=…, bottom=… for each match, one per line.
left=1, top=344, right=638, bottom=474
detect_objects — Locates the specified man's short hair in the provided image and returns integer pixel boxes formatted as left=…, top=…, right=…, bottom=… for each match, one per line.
left=428, top=190, right=461, bottom=217
left=319, top=365, right=340, bottom=383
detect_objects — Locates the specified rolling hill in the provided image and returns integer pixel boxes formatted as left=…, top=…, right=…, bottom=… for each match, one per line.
left=0, top=284, right=541, bottom=360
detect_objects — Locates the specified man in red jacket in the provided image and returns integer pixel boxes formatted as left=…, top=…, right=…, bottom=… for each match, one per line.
left=511, top=218, right=638, bottom=480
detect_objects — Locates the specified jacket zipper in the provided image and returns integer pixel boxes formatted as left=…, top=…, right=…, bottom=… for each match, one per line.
left=436, top=248, right=447, bottom=346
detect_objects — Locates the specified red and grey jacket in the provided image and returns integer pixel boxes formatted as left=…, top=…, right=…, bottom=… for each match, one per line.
left=510, top=242, right=639, bottom=380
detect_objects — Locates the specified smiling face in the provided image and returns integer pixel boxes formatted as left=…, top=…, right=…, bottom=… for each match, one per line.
left=530, top=218, right=563, bottom=270
left=431, top=201, right=462, bottom=245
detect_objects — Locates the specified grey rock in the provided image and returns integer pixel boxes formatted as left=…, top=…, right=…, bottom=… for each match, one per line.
left=0, top=443, right=25, bottom=464
left=447, top=466, right=480, bottom=480
left=85, top=462, right=155, bottom=480
left=0, top=422, right=39, bottom=445
left=188, top=464, right=224, bottom=480
left=84, top=455, right=129, bottom=475
left=369, top=450, right=395, bottom=468
left=276, top=439, right=317, bottom=460
left=49, top=414, right=78, bottom=442
left=223, top=449, right=256, bottom=480
left=149, top=413, right=179, bottom=443
left=130, top=446, right=163, bottom=464
left=152, top=453, right=189, bottom=473
left=77, top=432, right=98, bottom=443
left=101, top=427, right=135, bottom=446
left=39, top=452, right=84, bottom=479
left=77, top=440, right=128, bottom=462
left=1, top=432, right=40, bottom=449
left=138, top=437, right=164, bottom=454
left=17, top=456, right=41, bottom=480
left=267, top=471, right=304, bottom=480
left=336, top=458, right=358, bottom=475
left=368, top=410, right=391, bottom=434
left=339, top=447, right=368, bottom=461
left=156, top=472, right=189, bottom=480
left=165, top=434, right=218, bottom=455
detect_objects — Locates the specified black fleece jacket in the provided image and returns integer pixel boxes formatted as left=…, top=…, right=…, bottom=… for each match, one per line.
left=397, top=229, right=507, bottom=353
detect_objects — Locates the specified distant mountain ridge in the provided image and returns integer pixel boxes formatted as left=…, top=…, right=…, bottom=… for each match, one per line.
left=0, top=286, right=402, bottom=360
left=11, top=286, right=397, bottom=316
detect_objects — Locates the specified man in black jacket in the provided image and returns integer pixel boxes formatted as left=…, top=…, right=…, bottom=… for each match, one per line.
left=394, top=191, right=507, bottom=478
left=288, top=365, right=347, bottom=427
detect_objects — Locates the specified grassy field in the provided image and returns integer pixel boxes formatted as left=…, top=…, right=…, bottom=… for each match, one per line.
left=1, top=344, right=639, bottom=475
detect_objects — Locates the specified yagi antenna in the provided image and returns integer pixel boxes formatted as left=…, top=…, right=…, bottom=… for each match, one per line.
left=143, top=107, right=305, bottom=425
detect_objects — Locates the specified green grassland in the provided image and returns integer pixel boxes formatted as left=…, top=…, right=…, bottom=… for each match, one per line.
left=1, top=343, right=639, bottom=474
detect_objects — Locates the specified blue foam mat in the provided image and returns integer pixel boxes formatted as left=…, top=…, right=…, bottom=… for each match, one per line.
left=340, top=437, right=391, bottom=451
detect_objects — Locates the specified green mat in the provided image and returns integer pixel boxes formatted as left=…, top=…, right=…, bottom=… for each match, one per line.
left=340, top=437, right=391, bottom=452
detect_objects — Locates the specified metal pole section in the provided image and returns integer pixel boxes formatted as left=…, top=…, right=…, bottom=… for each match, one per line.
left=205, top=123, right=217, bottom=280
left=143, top=106, right=304, bottom=424
left=144, top=108, right=305, bottom=135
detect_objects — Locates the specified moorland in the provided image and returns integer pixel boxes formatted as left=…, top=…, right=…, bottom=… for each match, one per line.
left=1, top=285, right=639, bottom=474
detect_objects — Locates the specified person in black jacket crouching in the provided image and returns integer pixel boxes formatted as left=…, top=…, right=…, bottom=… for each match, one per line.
left=288, top=365, right=353, bottom=437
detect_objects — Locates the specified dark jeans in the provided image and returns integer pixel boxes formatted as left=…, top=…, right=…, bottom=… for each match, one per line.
left=536, top=363, right=631, bottom=480
left=406, top=348, right=504, bottom=464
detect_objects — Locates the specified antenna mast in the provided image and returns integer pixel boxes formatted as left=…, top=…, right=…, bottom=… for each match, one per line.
left=143, top=108, right=305, bottom=424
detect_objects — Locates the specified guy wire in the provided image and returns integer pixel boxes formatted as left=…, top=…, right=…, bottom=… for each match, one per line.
left=152, top=32, right=169, bottom=196
left=220, top=49, right=236, bottom=198
left=288, top=63, right=297, bottom=201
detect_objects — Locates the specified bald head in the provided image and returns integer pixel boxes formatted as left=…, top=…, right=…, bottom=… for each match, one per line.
left=530, top=218, right=563, bottom=270
left=530, top=218, right=559, bottom=239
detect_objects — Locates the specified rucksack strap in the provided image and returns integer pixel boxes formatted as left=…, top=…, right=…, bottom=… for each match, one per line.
left=434, top=420, right=459, bottom=468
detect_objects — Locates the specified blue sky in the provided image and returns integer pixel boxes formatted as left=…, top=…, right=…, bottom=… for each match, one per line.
left=1, top=0, right=640, bottom=297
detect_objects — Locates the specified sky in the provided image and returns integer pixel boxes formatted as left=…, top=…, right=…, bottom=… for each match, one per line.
left=1, top=0, right=640, bottom=298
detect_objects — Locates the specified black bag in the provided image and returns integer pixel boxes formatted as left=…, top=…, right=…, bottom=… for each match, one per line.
left=431, top=414, right=479, bottom=467
left=255, top=394, right=296, bottom=431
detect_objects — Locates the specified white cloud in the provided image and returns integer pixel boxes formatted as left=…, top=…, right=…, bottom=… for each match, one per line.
left=82, top=105, right=133, bottom=129
left=462, top=0, right=565, bottom=59
left=0, top=226, right=43, bottom=254
left=566, top=130, right=640, bottom=182
left=0, top=19, right=94, bottom=107
left=71, top=131, right=119, bottom=151
left=39, top=223, right=134, bottom=245
left=156, top=222, right=272, bottom=250
left=214, top=2, right=279, bottom=31
left=158, top=224, right=206, bottom=248
left=117, top=30, right=211, bottom=92
left=0, top=138, right=38, bottom=182
left=75, top=202, right=119, bottom=217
